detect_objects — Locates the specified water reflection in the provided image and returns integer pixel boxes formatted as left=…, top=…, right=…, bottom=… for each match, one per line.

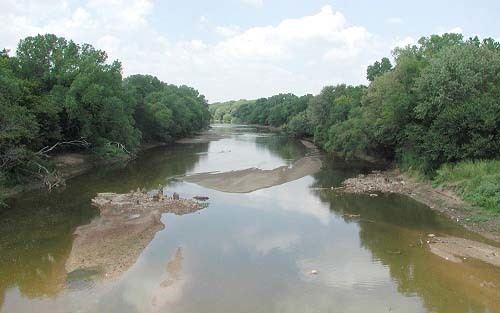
left=0, top=142, right=209, bottom=310
left=312, top=170, right=500, bottom=313
left=1, top=125, right=499, bottom=313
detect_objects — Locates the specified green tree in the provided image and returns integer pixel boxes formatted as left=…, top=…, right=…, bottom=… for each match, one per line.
left=366, top=57, right=393, bottom=81
left=407, top=44, right=500, bottom=172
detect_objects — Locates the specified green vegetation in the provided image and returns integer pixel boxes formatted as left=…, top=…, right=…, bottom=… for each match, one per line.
left=209, top=99, right=255, bottom=123
left=0, top=34, right=210, bottom=195
left=434, top=160, right=500, bottom=214
left=210, top=33, right=500, bottom=214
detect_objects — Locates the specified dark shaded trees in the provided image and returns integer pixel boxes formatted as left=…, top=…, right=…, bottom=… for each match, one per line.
left=0, top=34, right=210, bottom=190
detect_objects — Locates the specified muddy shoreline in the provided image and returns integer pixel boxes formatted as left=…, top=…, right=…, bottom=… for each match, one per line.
left=338, top=168, right=500, bottom=242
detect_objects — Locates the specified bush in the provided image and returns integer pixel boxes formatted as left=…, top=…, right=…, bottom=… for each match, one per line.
left=92, top=140, right=130, bottom=159
left=433, top=160, right=500, bottom=214
left=285, top=111, right=312, bottom=138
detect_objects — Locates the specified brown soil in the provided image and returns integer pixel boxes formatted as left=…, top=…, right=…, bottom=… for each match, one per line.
left=339, top=169, right=500, bottom=242
left=65, top=191, right=205, bottom=280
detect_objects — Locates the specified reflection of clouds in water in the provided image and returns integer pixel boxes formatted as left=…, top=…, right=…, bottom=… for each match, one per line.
left=242, top=177, right=332, bottom=225
left=273, top=242, right=423, bottom=313
left=189, top=138, right=287, bottom=173
left=150, top=247, right=186, bottom=312
left=273, top=284, right=423, bottom=313
left=176, top=175, right=332, bottom=225
left=121, top=247, right=188, bottom=313
left=239, top=225, right=300, bottom=256
left=1, top=281, right=118, bottom=313
left=297, top=242, right=389, bottom=290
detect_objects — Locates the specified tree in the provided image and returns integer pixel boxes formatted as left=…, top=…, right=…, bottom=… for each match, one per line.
left=407, top=44, right=500, bottom=172
left=0, top=34, right=211, bottom=192
left=367, top=57, right=393, bottom=81
left=286, top=111, right=312, bottom=138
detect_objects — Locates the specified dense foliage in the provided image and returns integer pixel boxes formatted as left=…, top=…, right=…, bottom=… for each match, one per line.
left=124, top=75, right=210, bottom=142
left=209, top=99, right=255, bottom=123
left=211, top=34, right=500, bottom=175
left=434, top=160, right=500, bottom=214
left=0, top=34, right=210, bottom=191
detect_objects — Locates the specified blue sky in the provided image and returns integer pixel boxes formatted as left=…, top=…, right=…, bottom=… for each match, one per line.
left=1, top=0, right=499, bottom=102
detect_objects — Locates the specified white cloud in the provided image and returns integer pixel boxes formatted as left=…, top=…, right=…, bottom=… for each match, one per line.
left=189, top=39, right=207, bottom=50
left=436, top=26, right=464, bottom=35
left=0, top=2, right=383, bottom=102
left=216, top=6, right=372, bottom=60
left=215, top=25, right=241, bottom=37
left=387, top=17, right=403, bottom=24
left=392, top=36, right=416, bottom=49
left=199, top=15, right=208, bottom=24
left=241, top=0, right=264, bottom=8
left=447, top=26, right=463, bottom=34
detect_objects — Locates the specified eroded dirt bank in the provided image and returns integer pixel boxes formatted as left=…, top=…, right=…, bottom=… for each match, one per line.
left=338, top=169, right=500, bottom=242
left=181, top=140, right=322, bottom=193
left=65, top=191, right=205, bottom=280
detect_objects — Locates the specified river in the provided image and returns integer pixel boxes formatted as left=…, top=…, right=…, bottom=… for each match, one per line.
left=0, top=124, right=499, bottom=313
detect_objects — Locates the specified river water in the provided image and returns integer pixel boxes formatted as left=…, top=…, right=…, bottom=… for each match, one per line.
left=1, top=124, right=499, bottom=313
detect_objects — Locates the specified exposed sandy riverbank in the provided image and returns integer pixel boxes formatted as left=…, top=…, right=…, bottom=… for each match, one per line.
left=428, top=236, right=500, bottom=267
left=181, top=140, right=322, bottom=193
left=65, top=191, right=205, bottom=280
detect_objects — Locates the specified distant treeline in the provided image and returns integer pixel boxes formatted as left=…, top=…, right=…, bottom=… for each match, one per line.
left=210, top=33, right=500, bottom=175
left=1, top=34, right=210, bottom=192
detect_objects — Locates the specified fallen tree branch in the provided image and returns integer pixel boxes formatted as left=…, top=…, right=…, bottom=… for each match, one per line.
left=33, top=162, right=65, bottom=191
left=36, top=138, right=90, bottom=157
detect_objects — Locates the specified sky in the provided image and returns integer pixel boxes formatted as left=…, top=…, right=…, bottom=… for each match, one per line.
left=1, top=0, right=499, bottom=102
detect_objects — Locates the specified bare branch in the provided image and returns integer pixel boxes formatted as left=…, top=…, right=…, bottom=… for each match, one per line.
left=109, top=141, right=131, bottom=155
left=36, top=138, right=90, bottom=157
left=32, top=162, right=65, bottom=191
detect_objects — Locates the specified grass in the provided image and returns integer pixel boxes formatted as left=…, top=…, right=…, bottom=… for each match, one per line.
left=433, top=159, right=500, bottom=215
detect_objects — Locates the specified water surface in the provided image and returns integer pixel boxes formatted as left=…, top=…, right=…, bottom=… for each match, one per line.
left=1, top=124, right=499, bottom=313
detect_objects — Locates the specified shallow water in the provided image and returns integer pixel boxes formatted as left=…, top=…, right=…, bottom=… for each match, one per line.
left=1, top=124, right=499, bottom=313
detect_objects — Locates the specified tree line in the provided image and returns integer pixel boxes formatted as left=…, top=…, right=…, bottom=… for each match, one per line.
left=210, top=33, right=500, bottom=175
left=1, top=34, right=210, bottom=193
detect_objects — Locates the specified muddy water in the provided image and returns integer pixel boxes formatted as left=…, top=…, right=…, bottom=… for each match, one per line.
left=1, top=124, right=499, bottom=313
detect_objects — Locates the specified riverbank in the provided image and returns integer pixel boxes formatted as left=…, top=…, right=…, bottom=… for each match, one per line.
left=1, top=134, right=213, bottom=200
left=339, top=168, right=500, bottom=242
left=3, top=149, right=143, bottom=199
